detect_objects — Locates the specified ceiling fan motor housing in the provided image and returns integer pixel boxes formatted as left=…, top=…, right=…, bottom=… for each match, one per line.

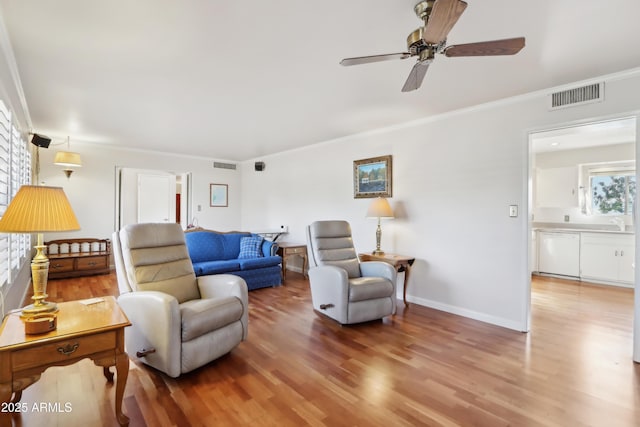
left=414, top=1, right=435, bottom=21
left=407, top=27, right=438, bottom=58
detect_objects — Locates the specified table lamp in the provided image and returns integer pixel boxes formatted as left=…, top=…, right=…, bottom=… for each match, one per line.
left=366, top=197, right=394, bottom=255
left=0, top=185, right=80, bottom=316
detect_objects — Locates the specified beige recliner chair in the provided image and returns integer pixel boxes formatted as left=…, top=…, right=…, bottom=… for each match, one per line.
left=112, top=223, right=248, bottom=378
left=306, top=220, right=397, bottom=324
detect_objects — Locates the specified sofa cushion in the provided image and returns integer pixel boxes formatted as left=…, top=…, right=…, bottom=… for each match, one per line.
left=185, top=232, right=227, bottom=263
left=238, top=235, right=264, bottom=259
left=180, top=296, right=244, bottom=342
left=193, top=260, right=241, bottom=275
left=348, top=276, right=394, bottom=302
left=238, top=255, right=281, bottom=270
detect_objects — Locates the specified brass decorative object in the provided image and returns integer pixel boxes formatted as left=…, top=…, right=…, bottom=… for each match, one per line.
left=366, top=197, right=394, bottom=255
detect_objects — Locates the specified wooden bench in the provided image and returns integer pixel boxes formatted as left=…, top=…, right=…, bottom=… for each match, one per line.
left=45, top=238, right=111, bottom=279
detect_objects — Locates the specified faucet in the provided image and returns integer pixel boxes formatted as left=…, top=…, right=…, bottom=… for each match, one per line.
left=610, top=217, right=625, bottom=231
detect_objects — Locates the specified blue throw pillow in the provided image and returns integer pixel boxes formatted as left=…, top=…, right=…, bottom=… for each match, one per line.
left=238, top=235, right=264, bottom=259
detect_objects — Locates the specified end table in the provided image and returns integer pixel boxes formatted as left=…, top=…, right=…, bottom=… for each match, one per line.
left=0, top=296, right=131, bottom=426
left=359, top=253, right=415, bottom=306
left=277, top=242, right=308, bottom=281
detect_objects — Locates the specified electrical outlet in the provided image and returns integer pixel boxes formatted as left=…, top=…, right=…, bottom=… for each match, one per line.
left=280, top=225, right=288, bottom=232
left=509, top=205, right=518, bottom=217
left=564, top=215, right=570, bottom=222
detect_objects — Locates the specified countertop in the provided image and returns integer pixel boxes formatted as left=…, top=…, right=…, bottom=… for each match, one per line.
left=533, top=227, right=634, bottom=235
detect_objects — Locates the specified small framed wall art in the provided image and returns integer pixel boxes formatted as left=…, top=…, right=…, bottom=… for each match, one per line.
left=210, top=183, right=228, bottom=207
left=353, top=155, right=392, bottom=198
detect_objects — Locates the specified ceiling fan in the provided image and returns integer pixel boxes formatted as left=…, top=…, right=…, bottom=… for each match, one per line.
left=340, top=0, right=525, bottom=92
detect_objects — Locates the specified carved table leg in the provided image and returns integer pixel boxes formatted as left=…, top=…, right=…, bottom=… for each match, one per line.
left=103, top=366, right=114, bottom=383
left=0, top=383, right=12, bottom=427
left=115, top=353, right=130, bottom=426
left=10, top=390, right=22, bottom=403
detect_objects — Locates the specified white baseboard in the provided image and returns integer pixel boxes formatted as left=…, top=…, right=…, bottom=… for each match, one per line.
left=406, top=295, right=526, bottom=332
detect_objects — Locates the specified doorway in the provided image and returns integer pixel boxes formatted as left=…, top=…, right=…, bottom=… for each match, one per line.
left=115, top=167, right=192, bottom=230
left=527, top=115, right=639, bottom=361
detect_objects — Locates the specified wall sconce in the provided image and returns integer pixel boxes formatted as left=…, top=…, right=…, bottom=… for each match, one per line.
left=54, top=136, right=82, bottom=178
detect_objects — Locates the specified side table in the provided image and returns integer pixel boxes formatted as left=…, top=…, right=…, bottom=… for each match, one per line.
left=359, top=253, right=415, bottom=306
left=277, top=242, right=308, bottom=281
left=0, top=296, right=131, bottom=426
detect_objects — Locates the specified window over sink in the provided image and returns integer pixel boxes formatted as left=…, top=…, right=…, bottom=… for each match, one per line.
left=582, top=162, right=636, bottom=216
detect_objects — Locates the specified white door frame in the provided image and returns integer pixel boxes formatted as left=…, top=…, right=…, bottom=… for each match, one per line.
left=525, top=113, right=639, bottom=361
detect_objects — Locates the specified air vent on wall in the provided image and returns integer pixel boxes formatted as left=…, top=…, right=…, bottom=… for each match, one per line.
left=549, top=82, right=604, bottom=110
left=213, top=161, right=237, bottom=170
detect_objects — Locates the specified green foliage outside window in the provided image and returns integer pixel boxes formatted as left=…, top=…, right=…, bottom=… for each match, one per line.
left=591, top=174, right=636, bottom=215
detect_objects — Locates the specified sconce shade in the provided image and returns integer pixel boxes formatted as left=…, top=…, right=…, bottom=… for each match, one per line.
left=366, top=197, right=394, bottom=218
left=0, top=185, right=80, bottom=232
left=54, top=151, right=82, bottom=168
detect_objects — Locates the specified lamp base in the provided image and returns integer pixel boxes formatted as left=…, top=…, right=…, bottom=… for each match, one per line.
left=22, top=237, right=58, bottom=318
left=21, top=301, right=58, bottom=318
left=372, top=250, right=385, bottom=256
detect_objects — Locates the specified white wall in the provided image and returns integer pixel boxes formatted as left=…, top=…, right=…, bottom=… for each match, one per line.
left=36, top=144, right=243, bottom=241
left=241, top=69, right=640, bottom=332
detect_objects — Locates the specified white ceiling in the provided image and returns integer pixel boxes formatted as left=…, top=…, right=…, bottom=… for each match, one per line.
left=1, top=0, right=640, bottom=161
left=531, top=117, right=637, bottom=153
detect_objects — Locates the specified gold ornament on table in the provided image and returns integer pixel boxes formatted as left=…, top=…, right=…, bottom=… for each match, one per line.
left=0, top=185, right=80, bottom=316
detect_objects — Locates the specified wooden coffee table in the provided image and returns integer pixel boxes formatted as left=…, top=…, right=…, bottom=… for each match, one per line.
left=0, top=296, right=131, bottom=426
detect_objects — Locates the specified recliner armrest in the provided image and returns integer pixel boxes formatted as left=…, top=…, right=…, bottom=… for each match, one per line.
left=308, top=265, right=350, bottom=323
left=360, top=261, right=397, bottom=283
left=197, top=274, right=249, bottom=340
left=117, top=291, right=182, bottom=378
left=360, top=261, right=398, bottom=315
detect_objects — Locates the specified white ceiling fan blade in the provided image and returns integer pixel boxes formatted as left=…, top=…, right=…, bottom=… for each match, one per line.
left=401, top=60, right=432, bottom=92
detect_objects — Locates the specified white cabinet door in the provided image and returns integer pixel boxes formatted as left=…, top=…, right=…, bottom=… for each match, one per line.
left=580, top=235, right=618, bottom=282
left=618, top=240, right=635, bottom=283
left=536, top=166, right=579, bottom=208
left=538, top=232, right=580, bottom=277
left=530, top=230, right=538, bottom=273
left=580, top=233, right=635, bottom=285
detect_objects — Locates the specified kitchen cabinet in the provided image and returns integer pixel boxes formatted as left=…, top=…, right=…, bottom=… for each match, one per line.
left=580, top=233, right=635, bottom=285
left=538, top=231, right=580, bottom=277
left=535, top=166, right=579, bottom=208
left=530, top=230, right=538, bottom=272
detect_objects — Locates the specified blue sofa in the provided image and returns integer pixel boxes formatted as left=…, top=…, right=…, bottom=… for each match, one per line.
left=184, top=229, right=282, bottom=290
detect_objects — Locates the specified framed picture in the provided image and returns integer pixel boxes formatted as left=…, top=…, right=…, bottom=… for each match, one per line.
left=210, top=184, right=228, bottom=207
left=353, top=155, right=392, bottom=198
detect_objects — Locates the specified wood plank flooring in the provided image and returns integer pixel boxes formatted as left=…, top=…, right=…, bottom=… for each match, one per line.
left=8, top=273, right=639, bottom=426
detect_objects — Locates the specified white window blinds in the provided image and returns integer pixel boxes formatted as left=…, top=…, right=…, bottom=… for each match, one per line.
left=0, top=99, right=31, bottom=287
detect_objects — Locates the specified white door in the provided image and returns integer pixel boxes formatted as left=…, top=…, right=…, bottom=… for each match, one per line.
left=116, top=168, right=179, bottom=229
left=137, top=173, right=176, bottom=223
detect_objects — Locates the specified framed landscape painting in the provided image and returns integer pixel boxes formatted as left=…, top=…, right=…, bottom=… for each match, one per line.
left=353, top=155, right=392, bottom=198
left=210, top=183, right=228, bottom=207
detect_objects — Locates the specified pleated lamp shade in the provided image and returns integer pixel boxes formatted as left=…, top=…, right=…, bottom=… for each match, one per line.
left=0, top=185, right=80, bottom=232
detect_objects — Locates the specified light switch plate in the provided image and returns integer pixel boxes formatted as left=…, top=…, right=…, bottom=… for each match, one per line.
left=509, top=205, right=518, bottom=217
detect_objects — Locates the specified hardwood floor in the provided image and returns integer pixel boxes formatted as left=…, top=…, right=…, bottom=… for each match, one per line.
left=8, top=273, right=639, bottom=426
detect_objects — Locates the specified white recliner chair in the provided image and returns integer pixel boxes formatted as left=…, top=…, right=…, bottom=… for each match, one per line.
left=306, top=220, right=397, bottom=324
left=112, top=223, right=248, bottom=378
